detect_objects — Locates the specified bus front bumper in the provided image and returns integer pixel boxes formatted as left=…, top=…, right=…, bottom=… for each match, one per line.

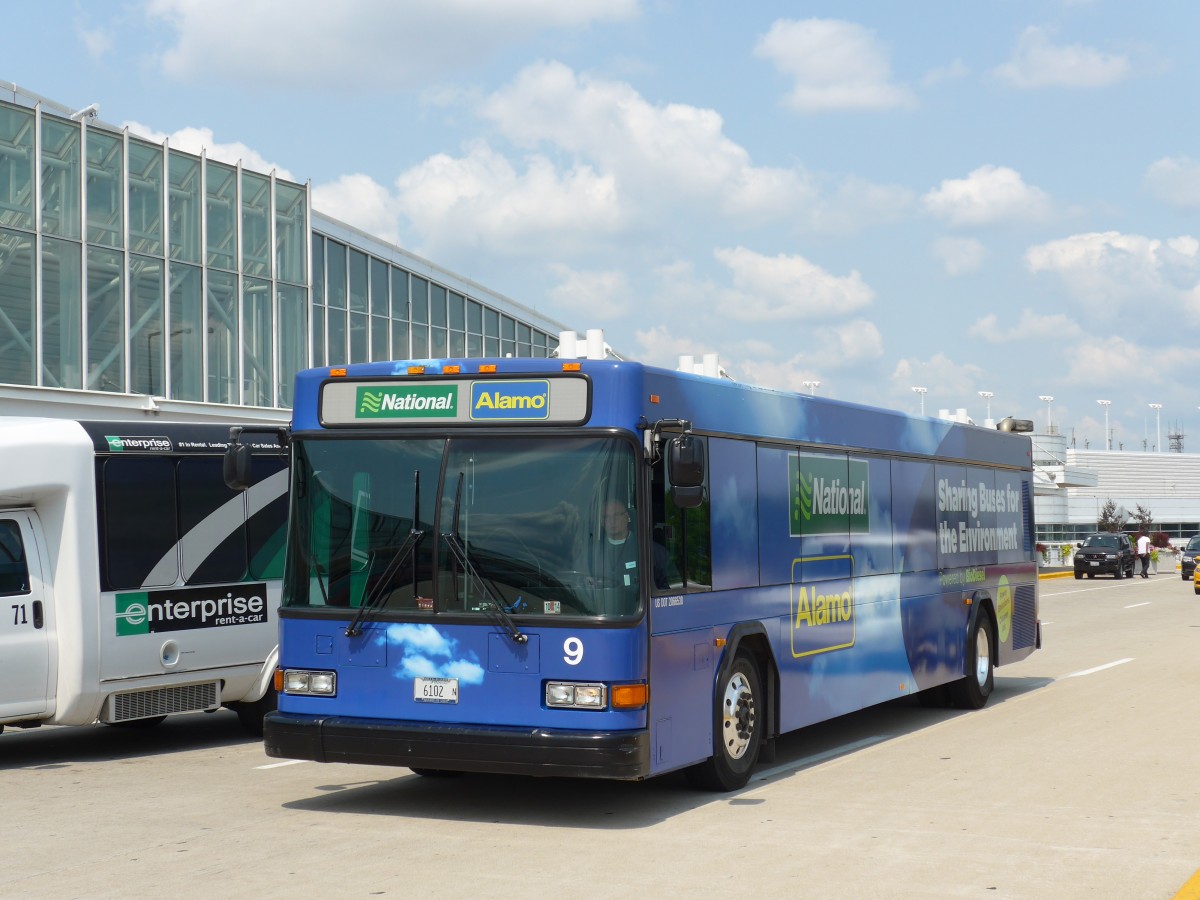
left=263, top=711, right=652, bottom=780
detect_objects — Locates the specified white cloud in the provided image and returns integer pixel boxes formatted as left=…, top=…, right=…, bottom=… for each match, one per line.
left=1060, top=337, right=1195, bottom=387
left=994, top=26, right=1130, bottom=89
left=713, top=246, right=874, bottom=322
left=76, top=23, right=113, bottom=61
left=733, top=354, right=827, bottom=394
left=312, top=174, right=400, bottom=244
left=391, top=140, right=622, bottom=256
left=146, top=0, right=638, bottom=88
left=889, top=354, right=986, bottom=412
left=548, top=266, right=632, bottom=320
left=1026, top=231, right=1200, bottom=310
left=1144, top=157, right=1200, bottom=210
left=923, top=165, right=1051, bottom=226
left=968, top=309, right=1082, bottom=342
left=933, top=237, right=985, bottom=275
left=810, top=319, right=884, bottom=364
left=479, top=61, right=814, bottom=221
left=633, top=325, right=719, bottom=371
left=753, top=19, right=916, bottom=112
left=922, top=59, right=970, bottom=87
left=807, top=177, right=916, bottom=233
left=123, top=121, right=294, bottom=178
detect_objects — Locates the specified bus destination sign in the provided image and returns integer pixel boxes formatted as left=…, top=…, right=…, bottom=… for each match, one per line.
left=320, top=376, right=589, bottom=426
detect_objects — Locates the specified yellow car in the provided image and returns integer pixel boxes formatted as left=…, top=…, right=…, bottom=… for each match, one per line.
left=1193, top=565, right=1200, bottom=595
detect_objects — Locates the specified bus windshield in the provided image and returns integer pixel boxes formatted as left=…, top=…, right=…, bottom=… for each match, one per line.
left=283, top=435, right=641, bottom=619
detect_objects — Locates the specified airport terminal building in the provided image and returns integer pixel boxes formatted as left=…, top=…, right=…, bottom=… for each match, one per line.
left=0, top=82, right=568, bottom=424
left=1033, top=429, right=1200, bottom=546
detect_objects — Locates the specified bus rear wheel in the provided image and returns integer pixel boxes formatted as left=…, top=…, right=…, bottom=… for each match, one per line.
left=949, top=614, right=994, bottom=710
left=686, top=652, right=762, bottom=791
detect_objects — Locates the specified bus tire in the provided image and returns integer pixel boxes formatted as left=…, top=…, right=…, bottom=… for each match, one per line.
left=686, top=652, right=762, bottom=792
left=949, top=613, right=994, bottom=710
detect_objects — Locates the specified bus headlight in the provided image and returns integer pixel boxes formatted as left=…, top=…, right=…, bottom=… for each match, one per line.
left=282, top=669, right=337, bottom=696
left=546, top=681, right=606, bottom=709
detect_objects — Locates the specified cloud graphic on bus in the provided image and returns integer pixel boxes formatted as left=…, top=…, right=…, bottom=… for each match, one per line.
left=386, top=623, right=485, bottom=684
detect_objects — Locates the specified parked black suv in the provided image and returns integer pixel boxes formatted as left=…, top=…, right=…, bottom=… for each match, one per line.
left=1179, top=535, right=1200, bottom=581
left=1073, top=532, right=1137, bottom=579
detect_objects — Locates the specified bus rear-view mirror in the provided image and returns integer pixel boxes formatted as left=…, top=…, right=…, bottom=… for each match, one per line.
left=223, top=443, right=253, bottom=491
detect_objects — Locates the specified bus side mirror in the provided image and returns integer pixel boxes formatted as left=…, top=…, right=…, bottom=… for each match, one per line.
left=223, top=443, right=253, bottom=491
left=668, top=434, right=706, bottom=509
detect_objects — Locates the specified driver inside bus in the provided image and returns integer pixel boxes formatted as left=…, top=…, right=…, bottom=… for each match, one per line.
left=587, top=500, right=670, bottom=610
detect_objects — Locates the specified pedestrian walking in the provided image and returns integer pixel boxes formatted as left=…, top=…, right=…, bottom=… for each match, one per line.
left=1136, top=533, right=1153, bottom=578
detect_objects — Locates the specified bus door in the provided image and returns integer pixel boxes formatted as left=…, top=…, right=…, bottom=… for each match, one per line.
left=0, top=511, right=50, bottom=720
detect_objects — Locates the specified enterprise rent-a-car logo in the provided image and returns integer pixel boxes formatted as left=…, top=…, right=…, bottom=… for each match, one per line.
left=105, top=435, right=173, bottom=452
left=115, top=584, right=269, bottom=636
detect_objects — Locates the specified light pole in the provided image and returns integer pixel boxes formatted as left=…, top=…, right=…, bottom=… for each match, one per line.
left=1038, top=395, right=1054, bottom=432
left=802, top=380, right=820, bottom=395
left=912, top=386, right=927, bottom=416
left=1097, top=400, right=1111, bottom=450
left=978, top=390, right=993, bottom=423
left=1150, top=403, right=1162, bottom=452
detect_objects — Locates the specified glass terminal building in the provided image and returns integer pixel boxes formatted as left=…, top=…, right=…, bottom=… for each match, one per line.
left=0, top=83, right=568, bottom=422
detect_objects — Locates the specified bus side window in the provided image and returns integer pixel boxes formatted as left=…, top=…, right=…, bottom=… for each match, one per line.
left=0, top=520, right=30, bottom=595
left=247, top=459, right=288, bottom=581
left=651, top=447, right=711, bottom=592
left=179, top=457, right=248, bottom=584
left=101, top=457, right=180, bottom=590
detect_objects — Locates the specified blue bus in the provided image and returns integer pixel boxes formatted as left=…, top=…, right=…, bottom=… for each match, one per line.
left=249, top=354, right=1040, bottom=790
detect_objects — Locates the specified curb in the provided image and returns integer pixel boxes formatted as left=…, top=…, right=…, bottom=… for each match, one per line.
left=1038, top=568, right=1182, bottom=581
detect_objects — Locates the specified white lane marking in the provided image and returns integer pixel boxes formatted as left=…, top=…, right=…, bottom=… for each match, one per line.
left=1046, top=584, right=1133, bottom=596
left=750, top=735, right=887, bottom=784
left=1124, top=602, right=1151, bottom=609
left=1065, top=658, right=1134, bottom=678
left=257, top=759, right=307, bottom=769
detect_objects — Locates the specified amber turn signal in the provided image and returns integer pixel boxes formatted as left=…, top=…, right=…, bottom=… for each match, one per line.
left=611, top=683, right=648, bottom=709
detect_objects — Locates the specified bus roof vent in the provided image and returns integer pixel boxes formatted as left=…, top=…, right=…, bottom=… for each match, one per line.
left=553, top=329, right=619, bottom=361
left=677, top=353, right=729, bottom=380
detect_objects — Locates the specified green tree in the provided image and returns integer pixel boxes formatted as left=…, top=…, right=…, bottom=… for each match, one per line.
left=1131, top=503, right=1154, bottom=535
left=1097, top=499, right=1127, bottom=533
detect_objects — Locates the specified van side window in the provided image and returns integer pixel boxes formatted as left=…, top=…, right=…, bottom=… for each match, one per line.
left=0, top=519, right=31, bottom=595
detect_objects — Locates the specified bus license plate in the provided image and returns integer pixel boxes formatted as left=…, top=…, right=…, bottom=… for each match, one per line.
left=414, top=677, right=458, bottom=704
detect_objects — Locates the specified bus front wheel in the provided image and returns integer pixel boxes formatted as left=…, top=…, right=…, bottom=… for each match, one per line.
left=686, top=652, right=762, bottom=792
left=949, top=614, right=995, bottom=710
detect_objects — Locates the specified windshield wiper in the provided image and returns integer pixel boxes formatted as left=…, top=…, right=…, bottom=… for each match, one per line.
left=345, top=471, right=424, bottom=638
left=442, top=472, right=527, bottom=644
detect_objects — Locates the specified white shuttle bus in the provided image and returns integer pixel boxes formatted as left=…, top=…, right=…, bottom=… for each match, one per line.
left=0, top=417, right=288, bottom=737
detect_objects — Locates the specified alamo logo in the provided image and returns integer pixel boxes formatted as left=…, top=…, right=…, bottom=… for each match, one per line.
left=789, top=570, right=856, bottom=658
left=789, top=453, right=870, bottom=536
left=115, top=584, right=269, bottom=636
left=355, top=385, right=457, bottom=419
left=470, top=380, right=551, bottom=420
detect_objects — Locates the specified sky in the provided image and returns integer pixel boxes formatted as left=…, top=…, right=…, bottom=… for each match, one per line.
left=4, top=1, right=1200, bottom=451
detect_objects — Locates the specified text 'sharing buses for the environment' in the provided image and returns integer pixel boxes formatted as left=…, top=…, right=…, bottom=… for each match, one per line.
left=245, top=333, right=1040, bottom=790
